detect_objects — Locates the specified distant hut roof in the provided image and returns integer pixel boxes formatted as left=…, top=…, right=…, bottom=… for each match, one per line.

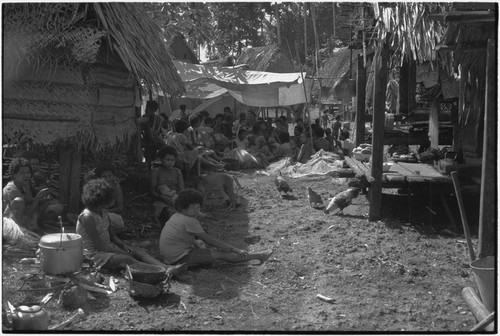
left=235, top=44, right=295, bottom=73
left=318, top=47, right=361, bottom=92
left=3, top=3, right=184, bottom=96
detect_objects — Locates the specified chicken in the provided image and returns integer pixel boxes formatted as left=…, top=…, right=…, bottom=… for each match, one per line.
left=307, top=187, right=323, bottom=209
left=324, top=188, right=360, bottom=215
left=274, top=172, right=292, bottom=195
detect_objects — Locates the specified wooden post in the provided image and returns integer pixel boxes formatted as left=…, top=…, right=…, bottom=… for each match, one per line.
left=369, top=44, right=388, bottom=221
left=355, top=54, right=366, bottom=147
left=429, top=100, right=439, bottom=148
left=59, top=147, right=82, bottom=214
left=478, top=39, right=496, bottom=258
left=397, top=58, right=411, bottom=115
left=59, top=147, right=71, bottom=212
left=69, top=150, right=81, bottom=213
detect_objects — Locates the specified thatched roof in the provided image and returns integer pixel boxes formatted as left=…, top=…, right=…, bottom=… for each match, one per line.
left=167, top=33, right=199, bottom=64
left=3, top=3, right=184, bottom=96
left=235, top=44, right=295, bottom=73
left=318, top=47, right=361, bottom=92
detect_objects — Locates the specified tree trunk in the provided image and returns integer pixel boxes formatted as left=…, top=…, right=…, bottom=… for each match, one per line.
left=369, top=44, right=388, bottom=221
left=311, top=4, right=320, bottom=75
left=303, top=3, right=307, bottom=65
left=275, top=3, right=281, bottom=47
left=355, top=54, right=366, bottom=147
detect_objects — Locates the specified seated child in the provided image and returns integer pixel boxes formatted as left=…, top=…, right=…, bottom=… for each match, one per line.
left=296, top=130, right=316, bottom=164
left=231, top=128, right=249, bottom=150
left=76, top=178, right=184, bottom=275
left=3, top=158, right=52, bottom=232
left=195, top=173, right=239, bottom=210
left=159, top=189, right=273, bottom=266
left=151, top=146, right=184, bottom=225
left=95, top=162, right=125, bottom=232
left=275, top=132, right=295, bottom=159
left=312, top=127, right=334, bottom=152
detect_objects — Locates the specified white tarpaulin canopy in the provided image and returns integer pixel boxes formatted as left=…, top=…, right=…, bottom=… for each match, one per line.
left=173, top=60, right=312, bottom=107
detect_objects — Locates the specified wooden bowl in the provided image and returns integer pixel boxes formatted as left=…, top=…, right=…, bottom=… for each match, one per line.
left=128, top=264, right=166, bottom=284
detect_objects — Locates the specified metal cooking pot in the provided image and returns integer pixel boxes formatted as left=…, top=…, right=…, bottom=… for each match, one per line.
left=38, top=233, right=83, bottom=275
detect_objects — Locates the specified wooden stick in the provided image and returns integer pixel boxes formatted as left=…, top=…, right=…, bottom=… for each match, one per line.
left=451, top=171, right=476, bottom=261
left=49, top=308, right=85, bottom=330
left=462, top=287, right=495, bottom=331
left=470, top=312, right=495, bottom=331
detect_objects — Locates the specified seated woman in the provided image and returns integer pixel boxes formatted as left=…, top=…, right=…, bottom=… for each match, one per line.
left=76, top=178, right=184, bottom=275
left=296, top=129, right=316, bottom=164
left=94, top=161, right=125, bottom=232
left=3, top=158, right=52, bottom=233
left=166, top=119, right=223, bottom=175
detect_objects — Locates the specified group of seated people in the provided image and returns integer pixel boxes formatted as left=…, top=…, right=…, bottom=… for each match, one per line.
left=141, top=101, right=350, bottom=173
left=3, top=149, right=273, bottom=278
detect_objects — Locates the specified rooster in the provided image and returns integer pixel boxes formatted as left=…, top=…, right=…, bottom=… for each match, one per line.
left=324, top=188, right=360, bottom=215
left=274, top=172, right=292, bottom=195
left=307, top=187, right=324, bottom=209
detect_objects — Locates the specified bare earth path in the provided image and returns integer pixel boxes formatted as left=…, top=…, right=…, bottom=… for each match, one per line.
left=2, top=170, right=480, bottom=332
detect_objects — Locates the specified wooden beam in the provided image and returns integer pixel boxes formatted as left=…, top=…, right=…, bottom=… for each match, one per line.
left=428, top=11, right=496, bottom=22
left=478, top=39, right=496, bottom=258
left=462, top=287, right=495, bottom=331
left=368, top=44, right=388, bottom=221
left=68, top=150, right=82, bottom=213
left=397, top=58, right=409, bottom=115
left=355, top=54, right=366, bottom=147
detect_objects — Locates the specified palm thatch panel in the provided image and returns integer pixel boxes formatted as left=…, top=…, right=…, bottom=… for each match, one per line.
left=83, top=64, right=136, bottom=88
left=318, top=48, right=361, bottom=94
left=3, top=82, right=98, bottom=106
left=3, top=3, right=184, bottom=96
left=236, top=44, right=294, bottom=73
left=2, top=101, right=137, bottom=150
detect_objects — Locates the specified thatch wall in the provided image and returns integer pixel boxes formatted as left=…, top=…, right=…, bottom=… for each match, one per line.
left=3, top=61, right=138, bottom=150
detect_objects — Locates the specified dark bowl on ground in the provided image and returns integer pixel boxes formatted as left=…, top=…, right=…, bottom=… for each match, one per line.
left=128, top=264, right=166, bottom=284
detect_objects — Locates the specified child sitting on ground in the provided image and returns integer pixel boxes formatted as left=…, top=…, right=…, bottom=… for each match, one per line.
left=275, top=132, right=295, bottom=159
left=159, top=188, right=273, bottom=267
left=76, top=178, right=184, bottom=275
left=95, top=161, right=125, bottom=232
left=150, top=146, right=184, bottom=225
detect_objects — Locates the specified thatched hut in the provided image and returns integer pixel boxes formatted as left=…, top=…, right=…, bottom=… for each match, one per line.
left=235, top=44, right=295, bottom=73
left=318, top=47, right=361, bottom=116
left=2, top=3, right=185, bottom=212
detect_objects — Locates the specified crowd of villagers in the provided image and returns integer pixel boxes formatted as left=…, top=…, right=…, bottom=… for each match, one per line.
left=2, top=101, right=349, bottom=279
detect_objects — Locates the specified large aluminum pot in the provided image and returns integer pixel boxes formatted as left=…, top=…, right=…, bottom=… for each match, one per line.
left=38, top=233, right=83, bottom=275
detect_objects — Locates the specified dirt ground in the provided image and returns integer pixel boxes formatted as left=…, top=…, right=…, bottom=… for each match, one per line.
left=2, top=167, right=483, bottom=332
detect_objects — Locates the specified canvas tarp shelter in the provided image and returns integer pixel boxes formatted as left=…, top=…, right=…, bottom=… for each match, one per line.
left=173, top=61, right=312, bottom=107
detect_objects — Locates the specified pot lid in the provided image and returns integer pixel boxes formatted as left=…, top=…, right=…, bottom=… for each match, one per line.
left=39, top=233, right=82, bottom=248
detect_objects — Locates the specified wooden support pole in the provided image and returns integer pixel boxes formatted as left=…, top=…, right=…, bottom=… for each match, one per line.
left=397, top=58, right=410, bottom=115
left=368, top=44, right=388, bottom=221
left=462, top=287, right=495, bottom=331
left=478, top=39, right=497, bottom=258
left=69, top=150, right=81, bottom=213
left=59, top=147, right=71, bottom=213
left=355, top=54, right=366, bottom=147
left=59, top=147, right=82, bottom=214
left=429, top=100, right=439, bottom=148
left=451, top=171, right=476, bottom=262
